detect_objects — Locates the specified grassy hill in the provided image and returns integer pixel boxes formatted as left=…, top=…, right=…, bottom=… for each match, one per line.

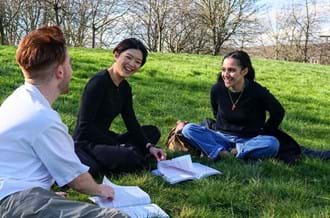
left=1, top=45, right=330, bottom=217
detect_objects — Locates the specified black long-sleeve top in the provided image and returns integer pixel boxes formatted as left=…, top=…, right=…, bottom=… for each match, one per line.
left=210, top=79, right=285, bottom=137
left=73, top=69, right=148, bottom=152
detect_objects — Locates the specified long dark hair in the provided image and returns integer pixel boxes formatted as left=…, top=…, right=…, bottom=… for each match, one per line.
left=113, top=38, right=148, bottom=67
left=217, top=50, right=255, bottom=82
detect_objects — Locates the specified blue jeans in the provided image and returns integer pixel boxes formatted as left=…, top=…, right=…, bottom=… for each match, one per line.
left=182, top=123, right=280, bottom=160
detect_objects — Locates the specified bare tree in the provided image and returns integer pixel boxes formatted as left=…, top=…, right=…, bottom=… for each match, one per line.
left=45, top=0, right=64, bottom=25
left=61, top=0, right=91, bottom=47
left=127, top=0, right=172, bottom=52
left=0, top=0, right=23, bottom=45
left=258, top=9, right=289, bottom=60
left=3, top=0, right=326, bottom=60
left=195, top=0, right=260, bottom=55
left=90, top=0, right=126, bottom=48
left=19, top=0, right=43, bottom=35
left=233, top=16, right=264, bottom=50
left=292, top=0, right=320, bottom=62
left=164, top=0, right=197, bottom=53
left=263, top=0, right=324, bottom=62
left=40, top=0, right=68, bottom=26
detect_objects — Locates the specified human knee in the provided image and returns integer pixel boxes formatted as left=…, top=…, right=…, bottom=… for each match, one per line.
left=149, top=125, right=161, bottom=143
left=142, top=125, right=161, bottom=144
left=103, top=208, right=130, bottom=218
left=265, top=136, right=280, bottom=156
left=123, top=150, right=148, bottom=171
left=181, top=123, right=200, bottom=138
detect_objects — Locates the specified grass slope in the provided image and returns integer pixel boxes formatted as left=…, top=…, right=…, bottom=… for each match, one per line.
left=1, top=45, right=330, bottom=217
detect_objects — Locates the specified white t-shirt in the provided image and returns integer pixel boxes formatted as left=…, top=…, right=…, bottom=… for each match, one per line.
left=0, top=83, right=89, bottom=200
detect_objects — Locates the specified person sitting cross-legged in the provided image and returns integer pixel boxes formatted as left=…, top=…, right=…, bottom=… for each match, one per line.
left=181, top=50, right=285, bottom=161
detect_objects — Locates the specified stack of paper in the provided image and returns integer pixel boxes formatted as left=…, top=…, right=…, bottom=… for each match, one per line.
left=152, top=155, right=222, bottom=184
left=90, top=177, right=169, bottom=218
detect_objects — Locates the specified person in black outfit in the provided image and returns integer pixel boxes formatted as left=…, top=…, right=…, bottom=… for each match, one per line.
left=73, top=38, right=166, bottom=177
left=181, top=50, right=285, bottom=160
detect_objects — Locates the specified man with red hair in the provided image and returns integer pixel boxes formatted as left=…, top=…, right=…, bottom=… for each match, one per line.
left=0, top=26, right=128, bottom=217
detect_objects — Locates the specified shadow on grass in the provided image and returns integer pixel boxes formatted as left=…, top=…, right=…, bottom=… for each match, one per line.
left=189, top=70, right=203, bottom=76
left=286, top=111, right=330, bottom=127
left=283, top=94, right=330, bottom=112
left=144, top=69, right=159, bottom=77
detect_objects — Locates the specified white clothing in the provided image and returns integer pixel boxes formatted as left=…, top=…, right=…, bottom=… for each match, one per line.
left=0, top=83, right=89, bottom=201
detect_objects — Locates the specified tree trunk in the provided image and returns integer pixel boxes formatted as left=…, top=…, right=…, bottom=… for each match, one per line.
left=53, top=3, right=60, bottom=25
left=303, top=0, right=310, bottom=63
left=213, top=44, right=220, bottom=56
left=303, top=27, right=309, bottom=62
left=158, top=27, right=162, bottom=52
left=92, top=24, right=96, bottom=48
left=0, top=17, right=5, bottom=45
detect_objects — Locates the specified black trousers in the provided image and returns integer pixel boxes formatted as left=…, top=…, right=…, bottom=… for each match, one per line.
left=75, top=125, right=161, bottom=178
left=301, top=146, right=330, bottom=160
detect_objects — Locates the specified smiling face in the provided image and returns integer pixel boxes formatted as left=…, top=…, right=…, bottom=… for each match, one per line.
left=113, top=49, right=143, bottom=79
left=221, top=57, right=248, bottom=92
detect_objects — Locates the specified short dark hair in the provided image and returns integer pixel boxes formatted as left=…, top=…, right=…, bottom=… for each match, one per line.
left=113, top=38, right=148, bottom=67
left=16, top=26, right=66, bottom=80
left=222, top=50, right=255, bottom=80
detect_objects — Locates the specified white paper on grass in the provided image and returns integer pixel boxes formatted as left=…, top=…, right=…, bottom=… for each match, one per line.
left=101, top=176, right=150, bottom=208
left=89, top=176, right=169, bottom=218
left=118, top=203, right=169, bottom=218
left=153, top=154, right=222, bottom=184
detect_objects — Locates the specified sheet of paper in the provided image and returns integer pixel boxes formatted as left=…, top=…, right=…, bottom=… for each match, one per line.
left=119, top=203, right=169, bottom=218
left=157, top=154, right=195, bottom=175
left=90, top=177, right=169, bottom=217
left=191, top=163, right=221, bottom=179
left=156, top=155, right=196, bottom=184
left=89, top=176, right=150, bottom=208
left=154, top=155, right=222, bottom=184
left=152, top=168, right=195, bottom=184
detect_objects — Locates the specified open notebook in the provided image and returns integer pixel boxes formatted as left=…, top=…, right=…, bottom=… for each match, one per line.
left=89, top=177, right=169, bottom=218
left=152, top=154, right=222, bottom=184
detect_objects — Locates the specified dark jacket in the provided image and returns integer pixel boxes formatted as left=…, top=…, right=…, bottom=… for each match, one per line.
left=264, top=128, right=301, bottom=164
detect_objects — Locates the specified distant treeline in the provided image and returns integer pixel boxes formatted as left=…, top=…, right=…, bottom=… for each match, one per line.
left=0, top=0, right=328, bottom=63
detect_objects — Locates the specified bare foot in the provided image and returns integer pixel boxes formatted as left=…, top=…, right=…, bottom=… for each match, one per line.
left=230, top=148, right=238, bottom=156
left=175, top=121, right=188, bottom=134
left=55, top=191, right=68, bottom=198
left=219, top=150, right=231, bottom=158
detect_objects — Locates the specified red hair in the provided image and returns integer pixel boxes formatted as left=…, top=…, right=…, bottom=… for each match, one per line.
left=16, top=26, right=66, bottom=80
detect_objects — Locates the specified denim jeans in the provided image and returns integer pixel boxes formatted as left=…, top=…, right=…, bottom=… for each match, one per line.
left=182, top=123, right=280, bottom=160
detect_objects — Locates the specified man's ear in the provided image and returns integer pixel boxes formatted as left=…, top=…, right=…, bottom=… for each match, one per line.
left=54, top=64, right=64, bottom=79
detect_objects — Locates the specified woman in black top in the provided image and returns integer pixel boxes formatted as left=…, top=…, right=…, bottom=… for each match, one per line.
left=74, top=38, right=165, bottom=177
left=181, top=50, right=285, bottom=160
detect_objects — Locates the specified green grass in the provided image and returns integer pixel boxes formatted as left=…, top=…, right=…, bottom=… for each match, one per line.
left=1, top=45, right=330, bottom=217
